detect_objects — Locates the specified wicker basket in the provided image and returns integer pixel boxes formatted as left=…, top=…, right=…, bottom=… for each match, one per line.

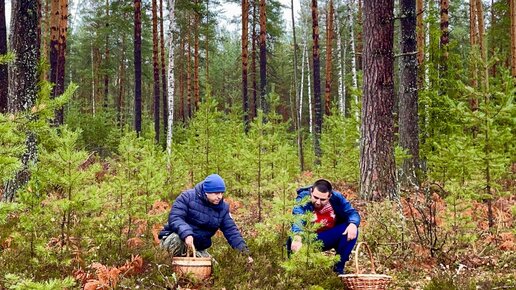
left=172, top=244, right=212, bottom=280
left=339, top=242, right=392, bottom=290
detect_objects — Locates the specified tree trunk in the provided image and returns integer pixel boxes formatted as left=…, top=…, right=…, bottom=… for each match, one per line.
left=50, top=0, right=68, bottom=124
left=194, top=0, right=200, bottom=109
left=399, top=0, right=419, bottom=189
left=166, top=0, right=176, bottom=155
left=306, top=42, right=313, bottom=134
left=0, top=0, right=7, bottom=113
left=186, top=20, right=192, bottom=119
left=439, top=0, right=449, bottom=75
left=311, top=0, right=322, bottom=164
left=336, top=6, right=346, bottom=116
left=179, top=37, right=185, bottom=122
left=512, top=0, right=516, bottom=79
left=152, top=0, right=160, bottom=143
left=251, top=0, right=258, bottom=119
left=292, top=0, right=304, bottom=171
left=259, top=0, right=267, bottom=114
left=349, top=6, right=359, bottom=127
left=103, top=0, right=109, bottom=109
left=160, top=0, right=168, bottom=137
left=476, top=0, right=487, bottom=90
left=3, top=0, right=40, bottom=201
left=324, top=0, right=334, bottom=116
left=416, top=0, right=424, bottom=88
left=205, top=0, right=210, bottom=86
left=356, top=0, right=363, bottom=70
left=134, top=0, right=142, bottom=135
left=40, top=0, right=50, bottom=81
left=360, top=0, right=396, bottom=201
left=470, top=0, right=478, bottom=90
left=242, top=0, right=250, bottom=132
left=117, top=36, right=126, bottom=127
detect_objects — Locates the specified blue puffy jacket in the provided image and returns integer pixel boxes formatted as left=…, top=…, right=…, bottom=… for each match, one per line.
left=291, top=185, right=361, bottom=233
left=159, top=182, right=248, bottom=252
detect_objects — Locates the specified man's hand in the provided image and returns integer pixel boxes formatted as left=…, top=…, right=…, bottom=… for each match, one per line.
left=343, top=223, right=358, bottom=241
left=184, top=235, right=194, bottom=249
left=291, top=235, right=303, bottom=252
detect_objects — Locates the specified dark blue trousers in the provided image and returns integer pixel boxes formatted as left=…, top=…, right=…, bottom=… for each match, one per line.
left=287, top=223, right=358, bottom=274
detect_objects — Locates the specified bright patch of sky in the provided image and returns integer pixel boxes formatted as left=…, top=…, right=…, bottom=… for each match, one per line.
left=4, top=0, right=298, bottom=36
left=221, top=0, right=300, bottom=34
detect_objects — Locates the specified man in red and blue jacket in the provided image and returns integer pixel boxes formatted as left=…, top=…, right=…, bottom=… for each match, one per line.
left=288, top=179, right=360, bottom=274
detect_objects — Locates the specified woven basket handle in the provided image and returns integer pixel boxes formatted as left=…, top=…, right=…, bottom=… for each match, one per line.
left=186, top=243, right=198, bottom=258
left=353, top=242, right=376, bottom=274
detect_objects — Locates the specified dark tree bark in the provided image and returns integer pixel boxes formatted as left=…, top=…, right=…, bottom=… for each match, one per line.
left=49, top=0, right=68, bottom=124
left=186, top=19, right=192, bottom=119
left=242, top=0, right=250, bottom=132
left=179, top=36, right=185, bottom=122
left=360, top=0, right=396, bottom=201
left=311, top=0, right=322, bottom=164
left=399, top=0, right=419, bottom=188
left=103, top=0, right=110, bottom=109
left=3, top=0, right=40, bottom=201
left=134, top=0, right=142, bottom=134
left=152, top=0, right=160, bottom=143
left=356, top=0, right=363, bottom=70
left=439, top=0, right=449, bottom=75
left=251, top=0, right=258, bottom=119
left=259, top=0, right=267, bottom=115
left=0, top=0, right=7, bottom=113
left=194, top=0, right=200, bottom=110
left=160, top=0, right=168, bottom=138
left=324, top=0, right=334, bottom=116
left=416, top=0, right=424, bottom=88
left=512, top=0, right=516, bottom=79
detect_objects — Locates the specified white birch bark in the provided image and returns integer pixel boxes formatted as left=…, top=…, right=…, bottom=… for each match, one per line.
left=306, top=42, right=313, bottom=135
left=166, top=0, right=176, bottom=155
left=299, top=40, right=306, bottom=125
left=348, top=5, right=358, bottom=124
left=336, top=8, right=346, bottom=115
left=91, top=39, right=96, bottom=116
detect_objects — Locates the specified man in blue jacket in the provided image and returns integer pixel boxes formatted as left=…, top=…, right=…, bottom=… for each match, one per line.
left=159, top=174, right=252, bottom=262
left=288, top=179, right=360, bottom=274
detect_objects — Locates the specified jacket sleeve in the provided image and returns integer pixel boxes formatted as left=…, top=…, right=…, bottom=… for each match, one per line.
left=291, top=189, right=310, bottom=233
left=169, top=192, right=194, bottom=240
left=220, top=209, right=248, bottom=252
left=334, top=191, right=361, bottom=226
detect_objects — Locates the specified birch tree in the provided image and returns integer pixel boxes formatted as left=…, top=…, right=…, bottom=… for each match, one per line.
left=166, top=0, right=176, bottom=154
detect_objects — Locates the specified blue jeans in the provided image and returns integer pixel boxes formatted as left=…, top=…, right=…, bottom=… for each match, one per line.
left=287, top=223, right=358, bottom=274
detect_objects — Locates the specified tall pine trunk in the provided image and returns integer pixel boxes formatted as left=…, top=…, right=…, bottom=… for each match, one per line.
left=292, top=0, right=304, bottom=171
left=50, top=0, right=68, bottom=124
left=439, top=0, right=449, bottom=76
left=160, top=0, right=168, bottom=137
left=259, top=0, right=267, bottom=114
left=152, top=0, right=161, bottom=143
left=360, top=0, right=396, bottom=201
left=399, top=0, right=419, bottom=189
left=512, top=0, right=516, bottom=79
left=324, top=0, right=334, bottom=116
left=251, top=0, right=258, bottom=118
left=3, top=0, right=40, bottom=201
left=134, top=0, right=142, bottom=134
left=103, top=0, right=110, bottom=108
left=194, top=1, right=200, bottom=109
left=416, top=0, right=424, bottom=88
left=242, top=0, right=250, bottom=132
left=311, top=0, right=322, bottom=164
left=0, top=0, right=7, bottom=113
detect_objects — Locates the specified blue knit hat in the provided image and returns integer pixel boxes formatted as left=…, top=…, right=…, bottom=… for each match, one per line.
left=203, top=174, right=226, bottom=193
